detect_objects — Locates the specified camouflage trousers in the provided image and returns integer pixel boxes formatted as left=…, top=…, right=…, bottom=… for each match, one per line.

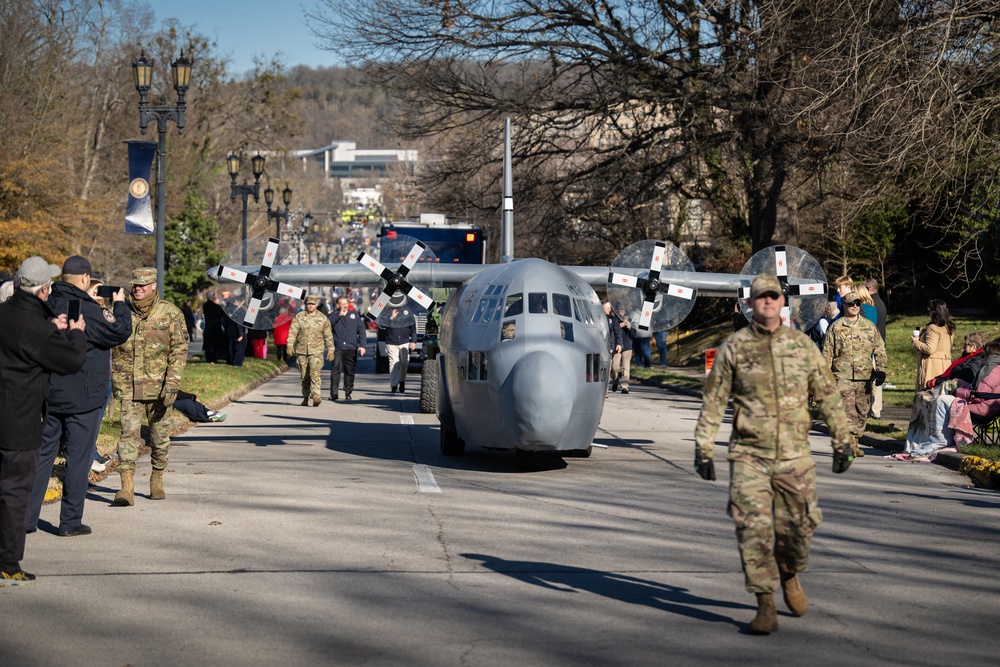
left=728, top=454, right=822, bottom=594
left=838, top=378, right=872, bottom=437
left=297, top=354, right=325, bottom=398
left=117, top=399, right=171, bottom=473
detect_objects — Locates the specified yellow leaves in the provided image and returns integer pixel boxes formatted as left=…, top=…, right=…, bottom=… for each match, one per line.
left=959, top=455, right=1000, bottom=489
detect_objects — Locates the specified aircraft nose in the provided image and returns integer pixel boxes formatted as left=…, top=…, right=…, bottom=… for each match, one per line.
left=500, top=350, right=573, bottom=448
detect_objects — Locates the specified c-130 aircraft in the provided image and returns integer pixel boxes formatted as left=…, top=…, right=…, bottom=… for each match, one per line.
left=210, top=119, right=828, bottom=471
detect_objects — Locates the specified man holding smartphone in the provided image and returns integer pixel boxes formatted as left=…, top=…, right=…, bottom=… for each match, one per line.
left=25, top=255, right=132, bottom=537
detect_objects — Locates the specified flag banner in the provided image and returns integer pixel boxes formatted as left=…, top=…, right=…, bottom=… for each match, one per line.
left=125, top=140, right=157, bottom=235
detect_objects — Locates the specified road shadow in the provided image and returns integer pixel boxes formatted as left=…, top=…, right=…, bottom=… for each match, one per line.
left=461, top=553, right=749, bottom=628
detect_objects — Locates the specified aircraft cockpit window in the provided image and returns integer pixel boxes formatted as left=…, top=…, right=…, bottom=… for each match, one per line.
left=482, top=297, right=501, bottom=323
left=560, top=321, right=574, bottom=342
left=583, top=302, right=596, bottom=325
left=471, top=298, right=489, bottom=323
left=501, top=320, right=516, bottom=341
left=572, top=299, right=584, bottom=323
left=528, top=292, right=548, bottom=314
left=481, top=353, right=488, bottom=381
left=504, top=293, right=523, bottom=317
left=552, top=293, right=572, bottom=317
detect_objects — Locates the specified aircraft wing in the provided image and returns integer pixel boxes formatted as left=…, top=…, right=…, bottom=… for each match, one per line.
left=209, top=262, right=760, bottom=297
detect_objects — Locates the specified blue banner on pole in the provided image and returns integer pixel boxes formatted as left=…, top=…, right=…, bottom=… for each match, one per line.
left=125, top=140, right=157, bottom=235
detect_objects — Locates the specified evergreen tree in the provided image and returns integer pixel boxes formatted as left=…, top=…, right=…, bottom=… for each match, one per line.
left=164, top=192, right=223, bottom=306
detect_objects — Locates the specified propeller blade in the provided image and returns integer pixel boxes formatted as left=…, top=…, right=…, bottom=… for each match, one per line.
left=406, top=285, right=434, bottom=309
left=366, top=291, right=393, bottom=321
left=774, top=246, right=788, bottom=278
left=243, top=296, right=263, bottom=328
left=400, top=241, right=428, bottom=272
left=665, top=284, right=695, bottom=300
left=356, top=252, right=393, bottom=282
left=258, top=238, right=280, bottom=278
left=780, top=305, right=791, bottom=327
left=273, top=282, right=306, bottom=300
left=216, top=266, right=252, bottom=286
left=648, top=241, right=666, bottom=278
left=787, top=281, right=827, bottom=297
left=637, top=299, right=655, bottom=331
left=608, top=271, right=638, bottom=288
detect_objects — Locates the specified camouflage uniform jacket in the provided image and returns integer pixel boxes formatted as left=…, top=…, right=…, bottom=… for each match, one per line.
left=694, top=320, right=852, bottom=461
left=822, top=316, right=887, bottom=381
left=286, top=309, right=333, bottom=356
left=112, top=295, right=188, bottom=401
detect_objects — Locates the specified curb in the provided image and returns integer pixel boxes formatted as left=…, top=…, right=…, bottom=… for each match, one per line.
left=638, top=373, right=993, bottom=488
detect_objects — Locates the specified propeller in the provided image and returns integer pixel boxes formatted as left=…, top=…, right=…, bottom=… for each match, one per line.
left=736, top=245, right=827, bottom=331
left=356, top=237, right=434, bottom=321
left=215, top=236, right=307, bottom=329
left=607, top=240, right=697, bottom=332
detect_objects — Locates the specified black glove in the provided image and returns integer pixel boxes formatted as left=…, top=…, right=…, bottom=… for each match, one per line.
left=695, top=457, right=716, bottom=481
left=832, top=447, right=853, bottom=474
left=871, top=370, right=887, bottom=387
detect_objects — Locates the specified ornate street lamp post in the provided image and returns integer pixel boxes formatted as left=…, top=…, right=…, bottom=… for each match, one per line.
left=265, top=185, right=293, bottom=239
left=133, top=49, right=193, bottom=295
left=227, top=152, right=266, bottom=264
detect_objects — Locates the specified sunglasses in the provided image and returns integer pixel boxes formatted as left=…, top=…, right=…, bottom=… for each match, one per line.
left=847, top=301, right=862, bottom=307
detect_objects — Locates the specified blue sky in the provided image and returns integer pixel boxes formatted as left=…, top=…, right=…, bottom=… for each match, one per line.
left=159, top=1, right=343, bottom=75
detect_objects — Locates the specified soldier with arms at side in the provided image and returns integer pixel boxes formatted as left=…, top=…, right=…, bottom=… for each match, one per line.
left=111, top=268, right=188, bottom=506
left=287, top=295, right=334, bottom=406
left=693, top=274, right=854, bottom=635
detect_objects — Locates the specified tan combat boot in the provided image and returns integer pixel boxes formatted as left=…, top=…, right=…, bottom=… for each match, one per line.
left=780, top=572, right=808, bottom=617
left=150, top=469, right=165, bottom=500
left=312, top=394, right=322, bottom=407
left=749, top=592, right=779, bottom=635
left=114, top=470, right=134, bottom=507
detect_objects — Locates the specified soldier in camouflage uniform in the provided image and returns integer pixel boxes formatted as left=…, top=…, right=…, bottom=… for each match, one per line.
left=111, top=268, right=188, bottom=506
left=693, top=274, right=855, bottom=635
left=822, top=291, right=887, bottom=458
left=287, top=295, right=334, bottom=406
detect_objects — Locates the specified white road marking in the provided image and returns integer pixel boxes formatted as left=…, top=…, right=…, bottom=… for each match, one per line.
left=400, top=415, right=414, bottom=425
left=412, top=465, right=441, bottom=493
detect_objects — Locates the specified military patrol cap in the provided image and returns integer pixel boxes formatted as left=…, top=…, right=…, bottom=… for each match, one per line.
left=15, top=256, right=62, bottom=288
left=843, top=291, right=862, bottom=306
left=305, top=294, right=320, bottom=304
left=129, top=267, right=157, bottom=286
left=750, top=274, right=783, bottom=299
left=61, top=255, right=92, bottom=276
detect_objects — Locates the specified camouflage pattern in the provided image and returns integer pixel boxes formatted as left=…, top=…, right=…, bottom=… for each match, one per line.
left=287, top=309, right=333, bottom=398
left=694, top=320, right=851, bottom=594
left=129, top=267, right=157, bottom=285
left=695, top=320, right=853, bottom=461
left=112, top=294, right=188, bottom=472
left=823, top=315, right=887, bottom=440
left=729, top=453, right=822, bottom=593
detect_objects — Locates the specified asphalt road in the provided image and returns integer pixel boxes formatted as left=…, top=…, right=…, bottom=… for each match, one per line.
left=3, top=359, right=999, bottom=666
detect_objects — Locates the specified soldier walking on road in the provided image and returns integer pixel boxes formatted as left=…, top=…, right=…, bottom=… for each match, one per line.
left=693, top=274, right=855, bottom=635
left=823, top=291, right=887, bottom=458
left=287, top=295, right=334, bottom=406
left=111, top=268, right=188, bottom=506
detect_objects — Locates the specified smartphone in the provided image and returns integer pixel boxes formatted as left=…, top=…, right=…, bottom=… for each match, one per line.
left=96, top=285, right=119, bottom=299
left=67, top=299, right=81, bottom=322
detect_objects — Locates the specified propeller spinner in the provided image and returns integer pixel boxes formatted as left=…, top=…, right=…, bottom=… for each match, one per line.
left=215, top=237, right=307, bottom=328
left=607, top=240, right=697, bottom=332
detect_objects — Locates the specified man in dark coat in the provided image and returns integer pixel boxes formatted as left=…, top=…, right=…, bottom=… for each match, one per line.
left=222, top=313, right=246, bottom=367
left=0, top=256, right=86, bottom=585
left=25, top=255, right=132, bottom=537
left=328, top=295, right=367, bottom=400
left=201, top=290, right=225, bottom=363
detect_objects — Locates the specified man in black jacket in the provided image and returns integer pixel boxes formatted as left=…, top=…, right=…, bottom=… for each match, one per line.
left=25, top=256, right=132, bottom=537
left=201, top=290, right=225, bottom=364
left=328, top=295, right=366, bottom=400
left=0, top=256, right=86, bottom=585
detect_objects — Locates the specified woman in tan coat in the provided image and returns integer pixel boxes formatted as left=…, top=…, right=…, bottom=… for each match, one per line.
left=912, top=299, right=955, bottom=389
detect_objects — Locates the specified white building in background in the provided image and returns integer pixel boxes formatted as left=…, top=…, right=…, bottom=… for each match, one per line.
left=290, top=141, right=418, bottom=181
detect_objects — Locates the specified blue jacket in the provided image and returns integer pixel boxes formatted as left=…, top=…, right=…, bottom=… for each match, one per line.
left=383, top=309, right=417, bottom=345
left=47, top=281, right=132, bottom=413
left=328, top=309, right=366, bottom=350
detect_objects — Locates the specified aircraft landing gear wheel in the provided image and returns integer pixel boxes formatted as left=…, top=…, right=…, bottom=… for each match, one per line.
left=440, top=426, right=465, bottom=456
left=420, top=361, right=438, bottom=414
left=516, top=449, right=545, bottom=472
left=563, top=446, right=592, bottom=458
